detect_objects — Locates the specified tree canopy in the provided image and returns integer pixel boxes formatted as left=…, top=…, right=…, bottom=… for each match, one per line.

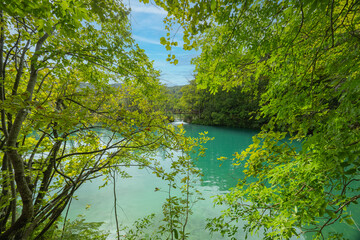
left=150, top=0, right=360, bottom=239
left=0, top=1, right=203, bottom=239
left=175, top=79, right=267, bottom=128
left=2, top=0, right=360, bottom=239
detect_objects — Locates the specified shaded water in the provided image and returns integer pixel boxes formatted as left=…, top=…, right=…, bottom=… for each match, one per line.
left=67, top=124, right=359, bottom=239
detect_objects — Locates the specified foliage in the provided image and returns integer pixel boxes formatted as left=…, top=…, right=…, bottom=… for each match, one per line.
left=178, top=80, right=267, bottom=128
left=120, top=214, right=158, bottom=240
left=119, top=128, right=212, bottom=240
left=0, top=1, right=201, bottom=239
left=49, top=216, right=109, bottom=240
left=153, top=129, right=212, bottom=240
left=160, top=85, right=184, bottom=120
left=150, top=0, right=360, bottom=239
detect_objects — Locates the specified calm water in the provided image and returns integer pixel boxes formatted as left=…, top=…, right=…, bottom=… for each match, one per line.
left=67, top=124, right=359, bottom=239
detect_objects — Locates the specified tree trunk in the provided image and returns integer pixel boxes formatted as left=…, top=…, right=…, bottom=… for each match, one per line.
left=0, top=31, right=50, bottom=240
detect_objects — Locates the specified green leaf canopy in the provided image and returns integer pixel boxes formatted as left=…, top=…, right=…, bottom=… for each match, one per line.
left=152, top=0, right=360, bottom=238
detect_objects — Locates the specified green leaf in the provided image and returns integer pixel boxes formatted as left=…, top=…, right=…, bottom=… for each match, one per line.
left=173, top=228, right=179, bottom=239
left=210, top=0, right=216, bottom=11
left=345, top=218, right=355, bottom=225
left=160, top=37, right=166, bottom=45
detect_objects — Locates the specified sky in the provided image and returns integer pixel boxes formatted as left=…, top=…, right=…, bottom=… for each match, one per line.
left=125, top=0, right=198, bottom=86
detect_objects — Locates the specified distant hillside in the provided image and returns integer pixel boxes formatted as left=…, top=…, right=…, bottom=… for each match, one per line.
left=166, top=85, right=183, bottom=99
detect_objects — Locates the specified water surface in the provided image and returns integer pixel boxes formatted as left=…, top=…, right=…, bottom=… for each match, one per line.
left=68, top=124, right=359, bottom=239
left=68, top=124, right=259, bottom=239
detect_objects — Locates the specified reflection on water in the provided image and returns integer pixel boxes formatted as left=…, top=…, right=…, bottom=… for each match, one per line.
left=67, top=124, right=358, bottom=239
left=68, top=124, right=260, bottom=239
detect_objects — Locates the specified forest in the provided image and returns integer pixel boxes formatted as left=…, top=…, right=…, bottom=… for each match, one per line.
left=1, top=0, right=360, bottom=239
left=165, top=79, right=268, bottom=129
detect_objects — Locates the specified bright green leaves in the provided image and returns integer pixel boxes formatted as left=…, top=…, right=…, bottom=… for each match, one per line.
left=0, top=0, right=205, bottom=238
left=160, top=36, right=167, bottom=45
left=152, top=0, right=360, bottom=238
left=1, top=0, right=94, bottom=36
left=210, top=0, right=217, bottom=11
left=160, top=34, right=180, bottom=65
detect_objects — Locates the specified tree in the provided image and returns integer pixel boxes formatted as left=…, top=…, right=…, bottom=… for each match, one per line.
left=0, top=1, right=198, bottom=239
left=159, top=85, right=183, bottom=120
left=178, top=80, right=203, bottom=121
left=178, top=79, right=267, bottom=128
left=150, top=0, right=360, bottom=239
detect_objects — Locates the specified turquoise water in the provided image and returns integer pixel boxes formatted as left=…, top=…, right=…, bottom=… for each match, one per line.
left=184, top=124, right=257, bottom=191
left=67, top=124, right=359, bottom=239
left=67, top=123, right=260, bottom=239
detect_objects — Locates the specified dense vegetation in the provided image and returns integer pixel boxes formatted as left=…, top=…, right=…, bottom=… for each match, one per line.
left=1, top=0, right=360, bottom=239
left=174, top=80, right=268, bottom=129
left=0, top=1, right=206, bottom=239
left=162, top=85, right=183, bottom=120
left=152, top=0, right=360, bottom=239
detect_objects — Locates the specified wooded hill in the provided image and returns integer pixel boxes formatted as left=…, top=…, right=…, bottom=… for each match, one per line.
left=165, top=80, right=268, bottom=129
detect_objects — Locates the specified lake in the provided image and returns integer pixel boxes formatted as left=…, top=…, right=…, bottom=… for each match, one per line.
left=67, top=123, right=359, bottom=239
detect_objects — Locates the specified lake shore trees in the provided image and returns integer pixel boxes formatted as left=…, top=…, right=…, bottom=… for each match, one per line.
left=175, top=79, right=268, bottom=129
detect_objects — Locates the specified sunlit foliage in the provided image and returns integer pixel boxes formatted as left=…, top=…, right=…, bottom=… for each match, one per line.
left=151, top=0, right=360, bottom=239
left=0, top=1, right=203, bottom=239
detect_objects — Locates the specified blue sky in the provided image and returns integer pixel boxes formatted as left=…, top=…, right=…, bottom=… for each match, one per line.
left=125, top=0, right=198, bottom=86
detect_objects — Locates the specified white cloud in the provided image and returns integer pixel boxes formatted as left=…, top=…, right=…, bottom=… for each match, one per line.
left=126, top=1, right=167, bottom=15
left=130, top=16, right=165, bottom=31
left=133, top=35, right=162, bottom=45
